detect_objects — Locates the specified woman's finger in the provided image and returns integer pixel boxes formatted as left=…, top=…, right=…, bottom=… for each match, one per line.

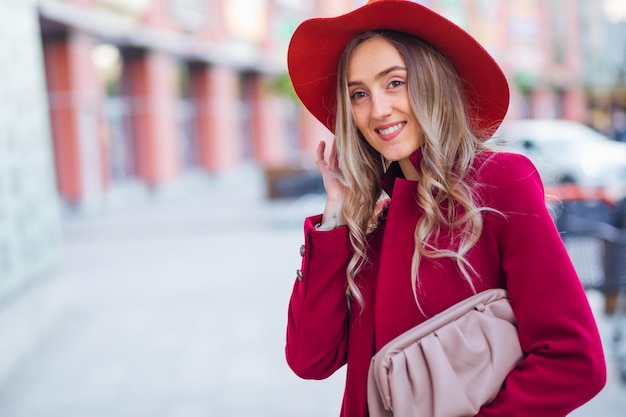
left=316, top=140, right=328, bottom=170
left=329, top=140, right=339, bottom=170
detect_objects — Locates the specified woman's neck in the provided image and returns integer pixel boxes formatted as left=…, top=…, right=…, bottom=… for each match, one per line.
left=398, top=158, right=420, bottom=181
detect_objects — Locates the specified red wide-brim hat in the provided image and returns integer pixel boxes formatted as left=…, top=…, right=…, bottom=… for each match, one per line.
left=287, top=0, right=510, bottom=136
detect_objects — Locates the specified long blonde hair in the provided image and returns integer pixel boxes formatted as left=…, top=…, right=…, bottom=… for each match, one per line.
left=334, top=31, right=496, bottom=310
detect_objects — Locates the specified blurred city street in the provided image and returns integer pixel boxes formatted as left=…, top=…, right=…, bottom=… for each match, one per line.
left=1, top=2, right=626, bottom=416
left=0, top=168, right=624, bottom=417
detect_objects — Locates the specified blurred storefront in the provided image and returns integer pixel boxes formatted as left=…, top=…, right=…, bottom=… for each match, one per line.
left=36, top=0, right=351, bottom=210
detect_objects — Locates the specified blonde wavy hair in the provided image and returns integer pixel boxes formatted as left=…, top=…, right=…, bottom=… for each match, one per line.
left=334, top=30, right=498, bottom=310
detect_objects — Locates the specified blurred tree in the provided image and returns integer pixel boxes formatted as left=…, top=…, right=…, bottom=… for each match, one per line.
left=268, top=72, right=297, bottom=101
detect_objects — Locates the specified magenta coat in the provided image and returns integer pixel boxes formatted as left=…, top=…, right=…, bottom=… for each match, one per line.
left=286, top=150, right=606, bottom=417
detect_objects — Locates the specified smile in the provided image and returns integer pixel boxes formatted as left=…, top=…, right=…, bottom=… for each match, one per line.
left=377, top=122, right=405, bottom=136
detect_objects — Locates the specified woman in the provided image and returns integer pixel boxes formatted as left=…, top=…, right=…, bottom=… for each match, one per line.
left=285, top=1, right=606, bottom=416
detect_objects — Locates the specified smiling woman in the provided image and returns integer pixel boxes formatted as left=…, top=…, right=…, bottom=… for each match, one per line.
left=284, top=1, right=607, bottom=417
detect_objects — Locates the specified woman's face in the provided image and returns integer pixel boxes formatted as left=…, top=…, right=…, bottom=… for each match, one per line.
left=347, top=36, right=424, bottom=176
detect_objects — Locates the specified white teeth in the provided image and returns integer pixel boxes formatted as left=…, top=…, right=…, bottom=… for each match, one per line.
left=378, top=123, right=403, bottom=136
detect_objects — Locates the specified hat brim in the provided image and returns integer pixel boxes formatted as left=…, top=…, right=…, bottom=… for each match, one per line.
left=287, top=0, right=509, bottom=136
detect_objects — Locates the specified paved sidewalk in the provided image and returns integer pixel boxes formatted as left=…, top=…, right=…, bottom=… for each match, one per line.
left=0, top=170, right=624, bottom=417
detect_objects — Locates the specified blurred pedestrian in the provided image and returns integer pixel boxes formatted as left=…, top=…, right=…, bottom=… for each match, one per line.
left=284, top=1, right=606, bottom=416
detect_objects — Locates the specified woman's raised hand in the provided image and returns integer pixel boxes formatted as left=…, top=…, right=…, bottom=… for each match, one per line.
left=316, top=140, right=349, bottom=202
left=316, top=140, right=348, bottom=227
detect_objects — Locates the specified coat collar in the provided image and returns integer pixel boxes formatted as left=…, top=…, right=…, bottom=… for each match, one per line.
left=381, top=149, right=423, bottom=196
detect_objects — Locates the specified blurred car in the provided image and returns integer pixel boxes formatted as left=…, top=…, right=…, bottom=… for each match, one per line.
left=492, top=119, right=626, bottom=201
left=265, top=164, right=325, bottom=199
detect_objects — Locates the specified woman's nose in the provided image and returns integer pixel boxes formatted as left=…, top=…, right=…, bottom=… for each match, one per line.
left=370, top=92, right=392, bottom=119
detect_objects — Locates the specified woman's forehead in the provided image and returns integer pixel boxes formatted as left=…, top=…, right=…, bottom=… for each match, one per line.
left=347, top=37, right=406, bottom=82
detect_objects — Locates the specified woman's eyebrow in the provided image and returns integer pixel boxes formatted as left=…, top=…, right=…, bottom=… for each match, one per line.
left=347, top=66, right=407, bottom=87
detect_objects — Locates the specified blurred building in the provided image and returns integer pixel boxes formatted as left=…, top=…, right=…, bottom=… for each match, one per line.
left=434, top=0, right=626, bottom=134
left=0, top=1, right=62, bottom=307
left=420, top=0, right=588, bottom=123
left=0, top=0, right=62, bottom=386
left=36, top=0, right=355, bottom=211
left=581, top=0, right=626, bottom=139
left=25, top=0, right=626, bottom=213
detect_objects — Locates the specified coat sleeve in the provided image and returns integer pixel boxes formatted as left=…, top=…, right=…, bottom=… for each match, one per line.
left=285, top=214, right=352, bottom=380
left=477, top=152, right=607, bottom=416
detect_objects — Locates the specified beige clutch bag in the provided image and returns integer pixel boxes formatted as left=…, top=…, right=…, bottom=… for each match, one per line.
left=367, top=288, right=523, bottom=417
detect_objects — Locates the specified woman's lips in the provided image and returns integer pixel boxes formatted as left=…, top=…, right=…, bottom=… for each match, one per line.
left=376, top=122, right=406, bottom=140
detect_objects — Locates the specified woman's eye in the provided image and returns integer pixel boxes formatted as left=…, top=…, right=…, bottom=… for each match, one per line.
left=350, top=91, right=367, bottom=100
left=389, top=80, right=405, bottom=89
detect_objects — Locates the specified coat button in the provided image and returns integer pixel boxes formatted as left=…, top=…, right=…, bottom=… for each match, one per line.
left=296, top=269, right=303, bottom=281
left=299, top=245, right=305, bottom=257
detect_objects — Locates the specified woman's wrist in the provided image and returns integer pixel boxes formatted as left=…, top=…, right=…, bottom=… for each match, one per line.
left=316, top=213, right=339, bottom=231
left=318, top=199, right=346, bottom=230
